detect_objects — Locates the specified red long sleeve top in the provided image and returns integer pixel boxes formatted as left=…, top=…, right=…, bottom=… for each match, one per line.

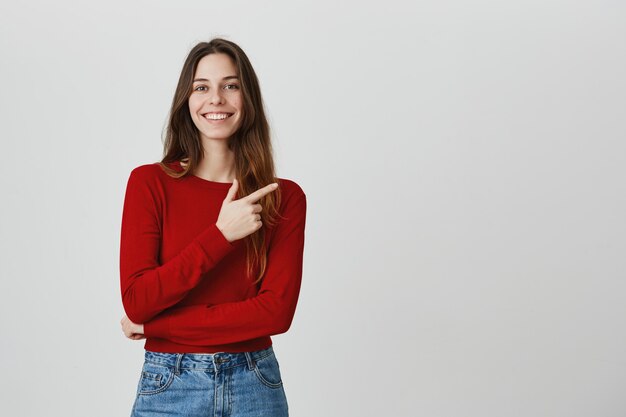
left=119, top=161, right=307, bottom=353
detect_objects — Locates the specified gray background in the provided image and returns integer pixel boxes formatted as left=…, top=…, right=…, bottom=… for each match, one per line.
left=1, top=0, right=625, bottom=416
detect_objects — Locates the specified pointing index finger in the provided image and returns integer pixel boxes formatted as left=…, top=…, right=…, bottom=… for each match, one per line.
left=244, top=183, right=279, bottom=203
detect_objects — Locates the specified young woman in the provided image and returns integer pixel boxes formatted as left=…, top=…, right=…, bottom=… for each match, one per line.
left=118, top=38, right=306, bottom=417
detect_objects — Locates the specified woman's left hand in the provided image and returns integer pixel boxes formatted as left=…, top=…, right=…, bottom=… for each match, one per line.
left=120, top=315, right=145, bottom=340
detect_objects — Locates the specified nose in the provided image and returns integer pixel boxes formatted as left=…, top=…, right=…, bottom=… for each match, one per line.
left=208, top=87, right=224, bottom=105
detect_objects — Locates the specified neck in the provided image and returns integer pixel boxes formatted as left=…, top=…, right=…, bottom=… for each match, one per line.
left=192, top=141, right=236, bottom=182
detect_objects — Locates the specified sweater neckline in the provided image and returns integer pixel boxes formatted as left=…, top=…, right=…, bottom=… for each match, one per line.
left=171, top=160, right=234, bottom=190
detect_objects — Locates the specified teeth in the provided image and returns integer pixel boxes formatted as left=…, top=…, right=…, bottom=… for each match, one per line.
left=205, top=113, right=232, bottom=120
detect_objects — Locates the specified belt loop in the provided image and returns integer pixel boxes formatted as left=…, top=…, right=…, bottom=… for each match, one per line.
left=174, top=353, right=184, bottom=375
left=211, top=354, right=218, bottom=376
left=244, top=351, right=256, bottom=371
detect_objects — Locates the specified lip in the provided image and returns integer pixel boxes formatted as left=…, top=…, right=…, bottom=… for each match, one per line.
left=202, top=112, right=234, bottom=123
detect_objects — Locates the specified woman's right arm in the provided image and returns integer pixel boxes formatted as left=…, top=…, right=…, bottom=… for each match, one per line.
left=119, top=168, right=236, bottom=324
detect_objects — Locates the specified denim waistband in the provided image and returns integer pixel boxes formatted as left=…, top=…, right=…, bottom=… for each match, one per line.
left=143, top=345, right=275, bottom=374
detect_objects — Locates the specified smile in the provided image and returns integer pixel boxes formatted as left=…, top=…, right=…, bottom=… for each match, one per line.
left=203, top=112, right=234, bottom=121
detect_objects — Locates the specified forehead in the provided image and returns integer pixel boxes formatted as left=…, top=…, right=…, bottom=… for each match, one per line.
left=193, top=53, right=238, bottom=80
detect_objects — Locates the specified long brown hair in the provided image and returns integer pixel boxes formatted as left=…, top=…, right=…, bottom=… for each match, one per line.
left=158, top=38, right=282, bottom=286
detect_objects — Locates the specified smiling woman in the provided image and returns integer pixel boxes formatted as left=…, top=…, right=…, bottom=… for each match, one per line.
left=119, top=38, right=306, bottom=417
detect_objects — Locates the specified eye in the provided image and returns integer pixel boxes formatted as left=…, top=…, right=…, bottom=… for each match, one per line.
left=194, top=85, right=207, bottom=91
left=224, top=84, right=240, bottom=90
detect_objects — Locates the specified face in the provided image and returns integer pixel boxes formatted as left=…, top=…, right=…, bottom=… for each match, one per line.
left=188, top=53, right=244, bottom=143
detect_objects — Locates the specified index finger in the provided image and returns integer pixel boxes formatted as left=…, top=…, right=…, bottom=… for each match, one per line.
left=244, top=183, right=279, bottom=203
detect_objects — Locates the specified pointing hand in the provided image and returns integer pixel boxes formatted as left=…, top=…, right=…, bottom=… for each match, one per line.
left=216, top=180, right=279, bottom=242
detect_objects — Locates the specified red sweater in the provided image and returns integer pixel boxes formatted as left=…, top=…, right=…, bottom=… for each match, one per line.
left=119, top=161, right=307, bottom=353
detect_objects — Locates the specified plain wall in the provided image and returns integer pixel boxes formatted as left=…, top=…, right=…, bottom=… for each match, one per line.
left=1, top=0, right=624, bottom=416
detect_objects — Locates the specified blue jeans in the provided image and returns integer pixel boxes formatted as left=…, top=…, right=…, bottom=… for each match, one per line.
left=130, top=345, right=289, bottom=417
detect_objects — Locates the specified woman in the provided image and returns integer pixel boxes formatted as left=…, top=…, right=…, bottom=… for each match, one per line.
left=118, top=38, right=306, bottom=417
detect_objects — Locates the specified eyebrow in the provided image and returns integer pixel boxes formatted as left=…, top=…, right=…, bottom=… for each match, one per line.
left=193, top=76, right=239, bottom=83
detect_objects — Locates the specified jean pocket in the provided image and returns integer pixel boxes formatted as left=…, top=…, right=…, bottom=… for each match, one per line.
left=137, top=361, right=175, bottom=396
left=252, top=352, right=283, bottom=389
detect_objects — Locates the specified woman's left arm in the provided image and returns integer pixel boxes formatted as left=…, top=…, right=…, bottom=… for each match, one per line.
left=142, top=190, right=307, bottom=346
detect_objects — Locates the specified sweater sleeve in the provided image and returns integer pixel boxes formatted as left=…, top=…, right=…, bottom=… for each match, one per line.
left=142, top=190, right=307, bottom=346
left=119, top=168, right=236, bottom=324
